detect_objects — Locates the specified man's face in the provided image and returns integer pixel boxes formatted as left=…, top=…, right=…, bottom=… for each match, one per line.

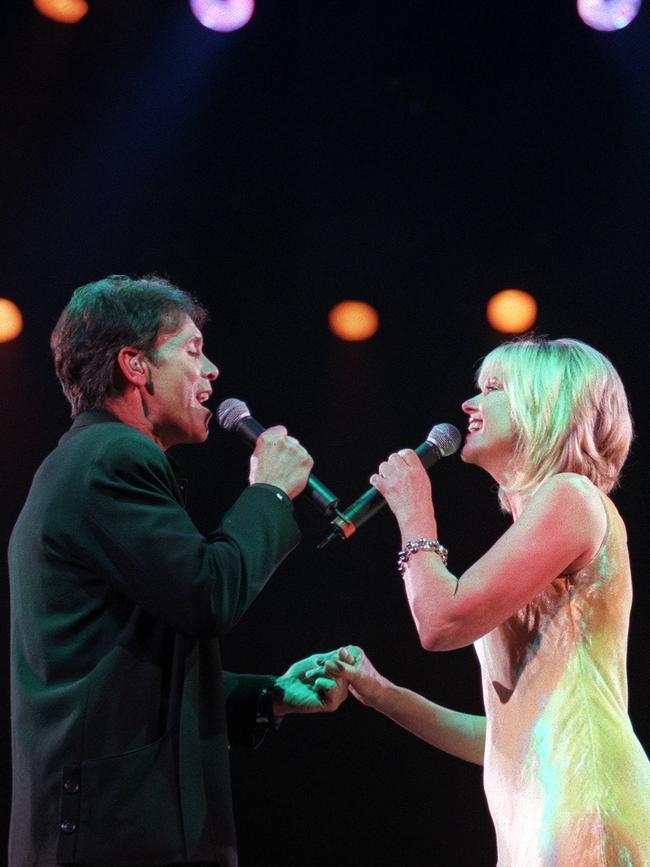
left=144, top=314, right=218, bottom=449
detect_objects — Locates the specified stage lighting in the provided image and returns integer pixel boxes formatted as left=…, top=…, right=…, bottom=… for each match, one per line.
left=0, top=298, right=24, bottom=343
left=328, top=300, right=379, bottom=342
left=577, top=0, right=642, bottom=31
left=33, top=0, right=89, bottom=24
left=189, top=0, right=255, bottom=32
left=486, top=289, right=537, bottom=334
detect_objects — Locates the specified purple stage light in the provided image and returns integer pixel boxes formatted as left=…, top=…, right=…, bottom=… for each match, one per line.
left=577, top=0, right=642, bottom=31
left=189, top=0, right=255, bottom=32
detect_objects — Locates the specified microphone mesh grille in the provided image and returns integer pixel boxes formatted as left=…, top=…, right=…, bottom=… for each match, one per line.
left=427, top=423, right=462, bottom=457
left=217, top=398, right=250, bottom=431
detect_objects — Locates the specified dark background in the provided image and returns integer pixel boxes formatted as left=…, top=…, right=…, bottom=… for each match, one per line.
left=2, top=1, right=649, bottom=863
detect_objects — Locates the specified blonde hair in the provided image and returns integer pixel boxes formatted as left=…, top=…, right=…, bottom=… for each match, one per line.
left=477, top=336, right=633, bottom=512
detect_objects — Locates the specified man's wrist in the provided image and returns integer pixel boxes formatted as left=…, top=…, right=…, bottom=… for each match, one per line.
left=256, top=682, right=284, bottom=732
left=269, top=678, right=292, bottom=717
left=248, top=482, right=294, bottom=509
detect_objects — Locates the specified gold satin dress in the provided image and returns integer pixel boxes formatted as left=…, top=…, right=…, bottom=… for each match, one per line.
left=474, top=491, right=650, bottom=866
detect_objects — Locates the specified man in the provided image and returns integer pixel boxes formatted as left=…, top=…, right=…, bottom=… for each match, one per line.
left=9, top=275, right=345, bottom=866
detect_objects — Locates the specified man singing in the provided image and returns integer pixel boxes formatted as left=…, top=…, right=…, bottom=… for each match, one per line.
left=9, top=274, right=345, bottom=866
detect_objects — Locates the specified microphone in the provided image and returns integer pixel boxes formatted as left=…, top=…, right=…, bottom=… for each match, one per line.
left=317, top=423, right=461, bottom=549
left=217, top=398, right=340, bottom=516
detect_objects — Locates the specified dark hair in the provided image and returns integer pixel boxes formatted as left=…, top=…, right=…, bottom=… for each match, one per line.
left=51, top=274, right=209, bottom=416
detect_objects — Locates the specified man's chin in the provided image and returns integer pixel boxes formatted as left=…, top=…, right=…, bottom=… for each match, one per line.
left=179, top=425, right=211, bottom=446
left=196, top=409, right=213, bottom=440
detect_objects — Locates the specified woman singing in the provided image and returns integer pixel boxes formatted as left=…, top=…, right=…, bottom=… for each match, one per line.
left=327, top=337, right=650, bottom=865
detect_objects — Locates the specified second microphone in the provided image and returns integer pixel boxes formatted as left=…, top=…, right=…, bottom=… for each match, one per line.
left=318, top=423, right=461, bottom=548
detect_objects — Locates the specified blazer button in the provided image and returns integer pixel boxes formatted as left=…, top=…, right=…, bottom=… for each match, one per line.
left=60, top=820, right=77, bottom=834
left=64, top=779, right=80, bottom=793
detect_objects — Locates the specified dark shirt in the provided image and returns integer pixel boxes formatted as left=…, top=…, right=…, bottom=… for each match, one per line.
left=9, top=410, right=301, bottom=866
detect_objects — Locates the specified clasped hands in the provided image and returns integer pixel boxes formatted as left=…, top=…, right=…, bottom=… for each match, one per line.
left=265, top=446, right=432, bottom=717
left=272, top=646, right=378, bottom=716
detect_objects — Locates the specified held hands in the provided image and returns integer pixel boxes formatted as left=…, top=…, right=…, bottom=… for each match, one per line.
left=272, top=651, right=349, bottom=716
left=370, top=449, right=436, bottom=529
left=249, top=425, right=314, bottom=500
left=322, top=646, right=388, bottom=708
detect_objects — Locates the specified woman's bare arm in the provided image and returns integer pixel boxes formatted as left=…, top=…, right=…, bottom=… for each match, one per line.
left=326, top=647, right=485, bottom=766
left=372, top=457, right=607, bottom=651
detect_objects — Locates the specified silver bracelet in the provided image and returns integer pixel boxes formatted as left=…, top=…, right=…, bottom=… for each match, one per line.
left=397, top=538, right=448, bottom=575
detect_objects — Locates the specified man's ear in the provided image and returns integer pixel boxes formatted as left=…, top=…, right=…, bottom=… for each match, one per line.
left=116, top=347, right=147, bottom=386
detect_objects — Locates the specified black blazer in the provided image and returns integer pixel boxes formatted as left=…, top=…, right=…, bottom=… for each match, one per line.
left=9, top=410, right=301, bottom=866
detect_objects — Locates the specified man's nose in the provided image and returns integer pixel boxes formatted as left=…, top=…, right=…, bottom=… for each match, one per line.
left=203, top=357, right=219, bottom=380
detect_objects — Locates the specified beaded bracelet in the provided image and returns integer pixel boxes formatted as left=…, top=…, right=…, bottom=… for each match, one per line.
left=397, top=537, right=448, bottom=575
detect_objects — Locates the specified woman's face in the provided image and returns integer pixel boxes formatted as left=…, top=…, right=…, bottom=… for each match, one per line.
left=460, top=376, right=517, bottom=481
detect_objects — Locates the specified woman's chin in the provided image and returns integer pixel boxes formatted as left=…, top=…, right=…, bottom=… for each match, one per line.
left=460, top=442, right=477, bottom=464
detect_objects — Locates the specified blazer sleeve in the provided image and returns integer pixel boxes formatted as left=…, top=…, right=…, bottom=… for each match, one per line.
left=75, top=431, right=301, bottom=637
left=222, top=671, right=280, bottom=748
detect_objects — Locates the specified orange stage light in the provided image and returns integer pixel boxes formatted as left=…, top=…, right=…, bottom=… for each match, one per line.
left=0, top=298, right=24, bottom=344
left=33, top=0, right=89, bottom=25
left=328, top=300, right=379, bottom=342
left=486, top=289, right=538, bottom=334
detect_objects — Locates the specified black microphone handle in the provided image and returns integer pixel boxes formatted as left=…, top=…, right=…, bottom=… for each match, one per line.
left=318, top=439, right=441, bottom=547
left=235, top=416, right=266, bottom=447
left=233, top=417, right=340, bottom=515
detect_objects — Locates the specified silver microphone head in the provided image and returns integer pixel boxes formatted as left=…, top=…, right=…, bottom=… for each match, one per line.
left=426, top=423, right=462, bottom=457
left=217, top=398, right=251, bottom=432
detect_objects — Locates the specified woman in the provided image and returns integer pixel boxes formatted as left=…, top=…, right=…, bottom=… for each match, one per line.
left=327, top=337, right=650, bottom=865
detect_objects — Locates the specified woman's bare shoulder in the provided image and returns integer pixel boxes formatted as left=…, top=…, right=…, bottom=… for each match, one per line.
left=537, top=473, right=607, bottom=571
